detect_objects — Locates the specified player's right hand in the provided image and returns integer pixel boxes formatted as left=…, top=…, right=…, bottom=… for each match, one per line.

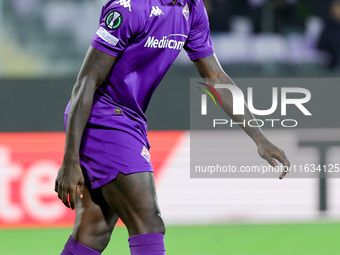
left=55, top=161, right=84, bottom=210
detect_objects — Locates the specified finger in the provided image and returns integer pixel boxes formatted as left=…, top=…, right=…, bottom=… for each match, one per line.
left=263, top=152, right=278, bottom=168
left=272, top=152, right=291, bottom=179
left=57, top=184, right=63, bottom=200
left=279, top=170, right=288, bottom=179
left=77, top=183, right=84, bottom=199
left=62, top=187, right=70, bottom=208
left=278, top=160, right=290, bottom=179
left=272, top=152, right=290, bottom=168
left=69, top=187, right=76, bottom=210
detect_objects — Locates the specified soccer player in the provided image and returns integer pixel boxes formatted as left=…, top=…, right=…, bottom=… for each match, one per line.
left=55, top=0, right=291, bottom=254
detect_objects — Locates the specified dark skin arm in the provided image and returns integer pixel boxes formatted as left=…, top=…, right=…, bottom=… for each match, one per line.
left=55, top=47, right=116, bottom=210
left=194, top=54, right=290, bottom=179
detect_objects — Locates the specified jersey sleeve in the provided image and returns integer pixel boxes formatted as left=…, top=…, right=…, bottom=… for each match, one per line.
left=184, top=0, right=215, bottom=61
left=91, top=2, right=143, bottom=57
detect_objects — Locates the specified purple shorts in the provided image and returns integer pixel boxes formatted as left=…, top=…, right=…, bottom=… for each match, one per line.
left=64, top=114, right=153, bottom=189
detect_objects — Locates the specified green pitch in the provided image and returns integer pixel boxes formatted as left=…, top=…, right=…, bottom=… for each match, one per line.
left=0, top=222, right=339, bottom=255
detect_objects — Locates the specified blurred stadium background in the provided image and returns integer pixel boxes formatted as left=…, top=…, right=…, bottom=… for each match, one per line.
left=0, top=0, right=340, bottom=254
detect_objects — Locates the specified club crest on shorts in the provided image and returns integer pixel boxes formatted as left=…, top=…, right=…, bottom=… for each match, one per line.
left=105, top=11, right=123, bottom=30
left=182, top=3, right=190, bottom=21
left=141, top=145, right=150, bottom=163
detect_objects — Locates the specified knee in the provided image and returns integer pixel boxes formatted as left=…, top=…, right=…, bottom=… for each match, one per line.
left=145, top=212, right=166, bottom=234
left=72, top=206, right=117, bottom=252
left=123, top=211, right=166, bottom=235
left=156, top=213, right=166, bottom=234
left=72, top=230, right=111, bottom=253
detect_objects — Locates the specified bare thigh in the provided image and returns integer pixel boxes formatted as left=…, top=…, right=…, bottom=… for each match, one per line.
left=100, top=171, right=165, bottom=237
left=72, top=184, right=119, bottom=252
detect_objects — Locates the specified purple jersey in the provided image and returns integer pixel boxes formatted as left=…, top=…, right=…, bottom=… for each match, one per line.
left=63, top=0, right=214, bottom=188
left=66, top=0, right=214, bottom=131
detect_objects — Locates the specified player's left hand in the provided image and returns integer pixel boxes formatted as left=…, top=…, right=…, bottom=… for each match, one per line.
left=257, top=140, right=290, bottom=179
left=54, top=160, right=84, bottom=210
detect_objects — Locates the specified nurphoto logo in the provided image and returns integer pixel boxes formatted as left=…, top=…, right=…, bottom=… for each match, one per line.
left=198, top=83, right=312, bottom=128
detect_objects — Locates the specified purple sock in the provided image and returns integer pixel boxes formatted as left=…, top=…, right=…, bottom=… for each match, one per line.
left=60, top=236, right=101, bottom=255
left=128, top=233, right=166, bottom=255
